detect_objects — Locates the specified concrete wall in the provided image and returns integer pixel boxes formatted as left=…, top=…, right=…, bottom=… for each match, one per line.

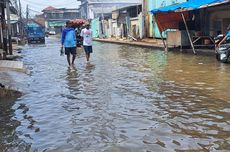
left=112, top=21, right=118, bottom=37
left=109, top=16, right=140, bottom=39
left=147, top=0, right=154, bottom=37
left=139, top=12, right=145, bottom=39
left=131, top=17, right=139, bottom=38
left=108, top=19, right=113, bottom=38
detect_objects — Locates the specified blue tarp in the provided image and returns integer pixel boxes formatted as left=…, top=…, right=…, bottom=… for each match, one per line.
left=151, top=0, right=228, bottom=14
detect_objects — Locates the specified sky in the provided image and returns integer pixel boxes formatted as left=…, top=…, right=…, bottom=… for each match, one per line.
left=21, top=0, right=81, bottom=16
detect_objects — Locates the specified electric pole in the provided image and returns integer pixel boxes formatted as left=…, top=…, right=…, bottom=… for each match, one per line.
left=6, top=0, right=13, bottom=55
left=26, top=4, right=28, bottom=24
left=18, top=0, right=24, bottom=39
left=1, top=0, right=8, bottom=58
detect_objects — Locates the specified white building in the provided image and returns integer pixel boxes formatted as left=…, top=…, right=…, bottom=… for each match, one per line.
left=78, top=0, right=141, bottom=19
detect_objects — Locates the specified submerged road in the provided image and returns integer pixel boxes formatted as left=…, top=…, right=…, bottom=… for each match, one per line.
left=1, top=36, right=230, bottom=152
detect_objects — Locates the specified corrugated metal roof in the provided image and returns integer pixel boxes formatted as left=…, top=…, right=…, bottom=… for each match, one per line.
left=151, top=0, right=230, bottom=14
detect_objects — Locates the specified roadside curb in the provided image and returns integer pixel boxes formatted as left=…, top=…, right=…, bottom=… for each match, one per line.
left=93, top=38, right=217, bottom=56
left=93, top=38, right=165, bottom=49
left=0, top=60, right=24, bottom=71
left=0, top=60, right=26, bottom=98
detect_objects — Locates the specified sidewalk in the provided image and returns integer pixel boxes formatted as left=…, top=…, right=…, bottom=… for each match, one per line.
left=0, top=43, right=25, bottom=98
left=0, top=42, right=24, bottom=66
left=93, top=37, right=216, bottom=55
left=93, top=38, right=165, bottom=49
left=0, top=69, right=24, bottom=98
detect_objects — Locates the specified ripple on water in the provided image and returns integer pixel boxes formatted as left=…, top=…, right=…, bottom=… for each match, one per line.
left=1, top=39, right=230, bottom=151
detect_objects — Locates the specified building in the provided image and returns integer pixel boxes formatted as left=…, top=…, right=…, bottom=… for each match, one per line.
left=78, top=0, right=141, bottom=19
left=34, top=14, right=45, bottom=28
left=143, top=0, right=187, bottom=38
left=91, top=4, right=142, bottom=39
left=150, top=0, right=230, bottom=53
left=111, top=5, right=142, bottom=39
left=42, top=6, right=81, bottom=33
left=0, top=0, right=19, bottom=58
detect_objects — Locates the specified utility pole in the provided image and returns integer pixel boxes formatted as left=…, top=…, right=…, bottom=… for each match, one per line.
left=142, top=0, right=148, bottom=38
left=101, top=4, right=104, bottom=35
left=18, top=0, right=24, bottom=39
left=6, top=0, right=13, bottom=55
left=26, top=4, right=28, bottom=24
left=1, top=0, right=8, bottom=58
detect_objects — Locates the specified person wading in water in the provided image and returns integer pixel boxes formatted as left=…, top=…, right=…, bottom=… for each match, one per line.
left=81, top=24, right=93, bottom=62
left=61, top=21, right=77, bottom=68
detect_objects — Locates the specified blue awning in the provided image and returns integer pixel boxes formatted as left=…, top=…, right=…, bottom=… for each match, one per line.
left=151, top=0, right=229, bottom=14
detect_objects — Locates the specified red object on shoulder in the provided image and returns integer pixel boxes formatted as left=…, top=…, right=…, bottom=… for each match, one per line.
left=70, top=20, right=86, bottom=28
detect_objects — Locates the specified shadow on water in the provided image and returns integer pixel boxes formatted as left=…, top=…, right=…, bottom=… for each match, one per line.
left=0, top=97, right=31, bottom=152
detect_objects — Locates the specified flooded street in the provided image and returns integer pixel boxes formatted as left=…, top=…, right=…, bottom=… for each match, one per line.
left=1, top=36, right=230, bottom=152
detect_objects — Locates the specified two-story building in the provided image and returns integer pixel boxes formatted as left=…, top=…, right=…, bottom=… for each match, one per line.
left=42, top=6, right=80, bottom=33
left=78, top=0, right=141, bottom=20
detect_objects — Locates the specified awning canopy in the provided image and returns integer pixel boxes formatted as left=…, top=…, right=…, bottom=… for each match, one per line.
left=150, top=0, right=230, bottom=32
left=151, top=0, right=229, bottom=14
left=153, top=12, right=189, bottom=32
left=150, top=0, right=230, bottom=53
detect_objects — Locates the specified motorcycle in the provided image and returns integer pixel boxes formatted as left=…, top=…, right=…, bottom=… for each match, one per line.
left=215, top=35, right=230, bottom=63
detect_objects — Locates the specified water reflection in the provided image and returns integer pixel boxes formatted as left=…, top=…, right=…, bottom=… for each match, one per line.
left=0, top=98, right=31, bottom=152
left=162, top=52, right=230, bottom=101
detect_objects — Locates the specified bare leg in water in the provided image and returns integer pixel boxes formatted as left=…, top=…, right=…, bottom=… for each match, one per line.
left=67, top=54, right=71, bottom=66
left=86, top=53, right=90, bottom=62
left=72, top=54, right=76, bottom=66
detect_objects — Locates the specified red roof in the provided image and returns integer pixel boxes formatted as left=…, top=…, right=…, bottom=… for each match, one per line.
left=42, top=6, right=57, bottom=12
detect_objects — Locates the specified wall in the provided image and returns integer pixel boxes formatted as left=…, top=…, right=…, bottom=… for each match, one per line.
left=91, top=18, right=100, bottom=38
left=147, top=0, right=154, bottom=37
left=108, top=19, right=113, bottom=38
left=139, top=12, right=145, bottom=39
left=131, top=17, right=139, bottom=38
left=112, top=21, right=117, bottom=37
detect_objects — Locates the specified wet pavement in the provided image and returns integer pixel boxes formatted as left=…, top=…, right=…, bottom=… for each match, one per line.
left=0, top=36, right=230, bottom=152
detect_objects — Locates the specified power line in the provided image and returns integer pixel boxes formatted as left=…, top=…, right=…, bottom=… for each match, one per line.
left=20, top=0, right=80, bottom=17
left=21, top=0, right=79, bottom=8
left=28, top=8, right=42, bottom=13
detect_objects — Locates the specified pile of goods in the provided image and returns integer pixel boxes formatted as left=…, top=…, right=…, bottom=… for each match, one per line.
left=70, top=19, right=87, bottom=28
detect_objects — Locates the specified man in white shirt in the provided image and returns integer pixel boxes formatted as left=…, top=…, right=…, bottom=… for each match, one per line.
left=80, top=24, right=93, bottom=62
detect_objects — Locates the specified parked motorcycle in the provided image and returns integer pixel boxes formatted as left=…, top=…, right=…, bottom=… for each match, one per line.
left=215, top=35, right=230, bottom=63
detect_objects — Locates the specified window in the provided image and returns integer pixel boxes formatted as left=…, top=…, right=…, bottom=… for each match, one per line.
left=59, top=13, right=63, bottom=18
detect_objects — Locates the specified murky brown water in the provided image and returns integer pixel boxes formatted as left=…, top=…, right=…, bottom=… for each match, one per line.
left=1, top=37, right=230, bottom=152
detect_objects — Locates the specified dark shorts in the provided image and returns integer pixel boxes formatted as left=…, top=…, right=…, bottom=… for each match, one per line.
left=83, top=46, right=93, bottom=54
left=65, top=47, right=76, bottom=56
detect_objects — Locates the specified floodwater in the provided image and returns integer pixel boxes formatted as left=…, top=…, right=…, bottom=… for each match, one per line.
left=1, top=37, right=230, bottom=152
